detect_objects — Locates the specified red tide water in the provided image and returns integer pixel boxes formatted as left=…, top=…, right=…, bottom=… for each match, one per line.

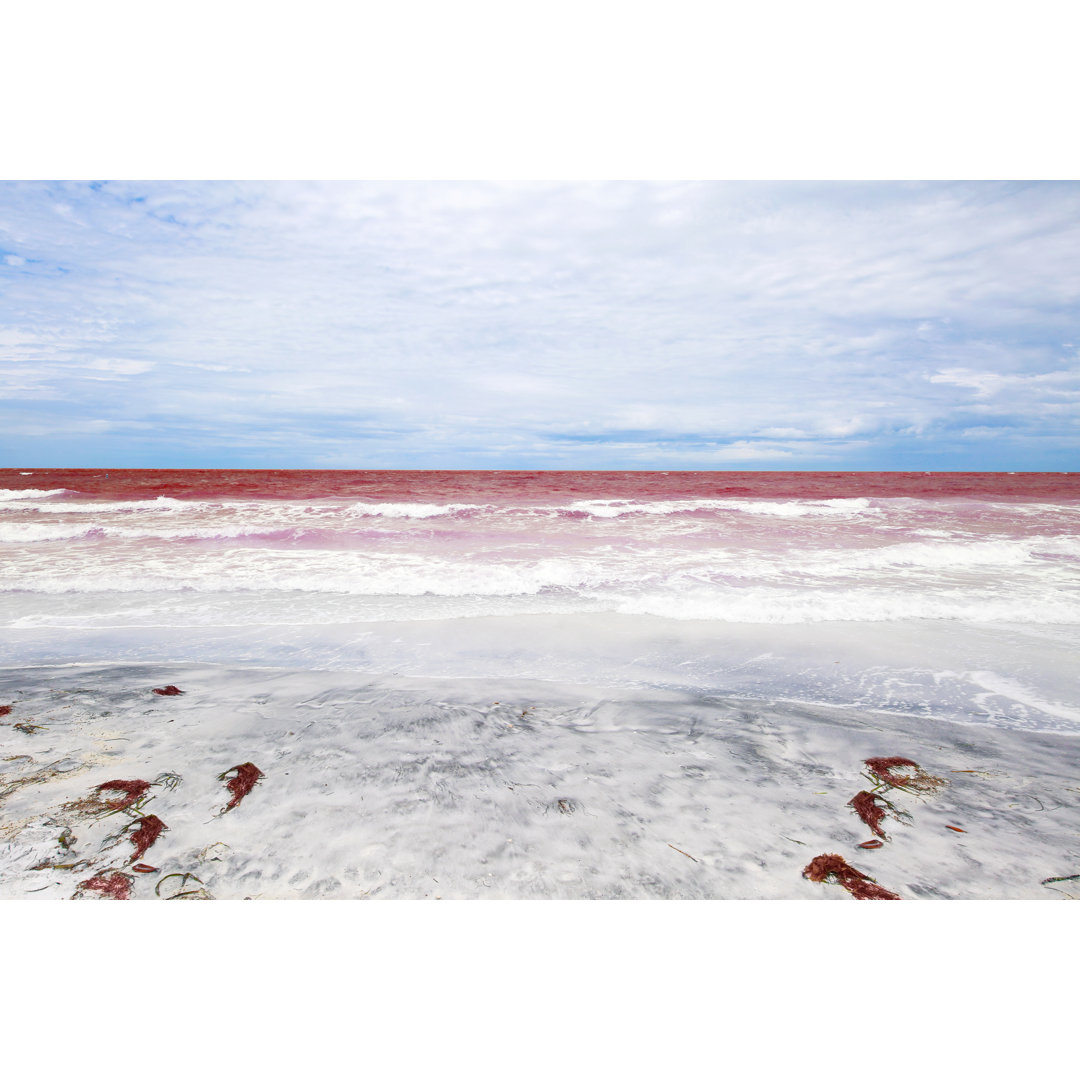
left=3, top=469, right=1078, bottom=502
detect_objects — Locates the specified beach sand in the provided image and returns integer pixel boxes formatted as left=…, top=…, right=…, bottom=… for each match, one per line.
left=3, top=661, right=1078, bottom=899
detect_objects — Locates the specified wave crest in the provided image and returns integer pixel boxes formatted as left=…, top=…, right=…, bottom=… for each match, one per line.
left=0, top=488, right=73, bottom=502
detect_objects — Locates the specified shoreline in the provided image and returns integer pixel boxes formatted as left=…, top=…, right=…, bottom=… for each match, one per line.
left=2, top=613, right=1078, bottom=735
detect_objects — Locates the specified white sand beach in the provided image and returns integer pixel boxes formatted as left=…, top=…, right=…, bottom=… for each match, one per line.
left=3, top=660, right=1078, bottom=899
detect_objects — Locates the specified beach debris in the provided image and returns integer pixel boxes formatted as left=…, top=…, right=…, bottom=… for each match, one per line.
left=556, top=799, right=575, bottom=815
left=64, top=773, right=178, bottom=820
left=31, top=858, right=92, bottom=872
left=668, top=843, right=699, bottom=863
left=945, top=825, right=966, bottom=833
left=848, top=790, right=889, bottom=838
left=0, top=705, right=12, bottom=717
left=132, top=864, right=159, bottom=873
left=156, top=872, right=213, bottom=900
left=1041, top=872, right=1080, bottom=898
left=218, top=762, right=264, bottom=812
left=14, top=722, right=46, bottom=735
left=1017, top=793, right=1065, bottom=812
left=1, top=759, right=87, bottom=808
left=63, top=778, right=151, bottom=817
left=803, top=853, right=901, bottom=900
left=864, top=757, right=946, bottom=794
left=152, top=685, right=184, bottom=696
left=1041, top=873, right=1080, bottom=885
left=98, top=778, right=151, bottom=809
left=126, top=814, right=167, bottom=862
left=76, top=870, right=133, bottom=900
left=858, top=839, right=884, bottom=850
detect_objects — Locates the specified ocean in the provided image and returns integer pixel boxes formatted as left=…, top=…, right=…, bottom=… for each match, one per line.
left=3, top=469, right=1079, bottom=728
left=2, top=469, right=1079, bottom=898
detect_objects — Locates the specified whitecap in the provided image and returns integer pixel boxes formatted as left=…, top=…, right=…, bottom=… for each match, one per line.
left=0, top=488, right=72, bottom=501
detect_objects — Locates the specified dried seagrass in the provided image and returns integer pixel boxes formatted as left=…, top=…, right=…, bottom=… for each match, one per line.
left=156, top=872, right=213, bottom=900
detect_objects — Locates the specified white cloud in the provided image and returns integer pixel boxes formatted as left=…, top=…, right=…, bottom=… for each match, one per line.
left=86, top=358, right=154, bottom=375
left=928, top=366, right=1080, bottom=399
left=710, top=441, right=798, bottom=462
left=2, top=180, right=1079, bottom=466
left=928, top=368, right=1004, bottom=397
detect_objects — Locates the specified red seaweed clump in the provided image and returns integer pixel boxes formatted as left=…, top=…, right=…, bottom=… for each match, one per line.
left=218, top=762, right=264, bottom=812
left=802, top=853, right=901, bottom=900
left=864, top=756, right=917, bottom=782
left=97, top=779, right=151, bottom=810
left=153, top=685, right=184, bottom=696
left=64, top=778, right=151, bottom=816
left=848, top=790, right=888, bottom=838
left=864, top=757, right=946, bottom=793
left=0, top=704, right=12, bottom=717
left=77, top=870, right=133, bottom=900
left=128, top=814, right=167, bottom=861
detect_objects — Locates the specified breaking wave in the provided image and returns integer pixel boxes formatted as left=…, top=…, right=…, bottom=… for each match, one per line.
left=0, top=488, right=73, bottom=501
left=564, top=497, right=876, bottom=518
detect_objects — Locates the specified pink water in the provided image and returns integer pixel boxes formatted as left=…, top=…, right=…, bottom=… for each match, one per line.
left=3, top=468, right=1077, bottom=502
left=2, top=469, right=1079, bottom=730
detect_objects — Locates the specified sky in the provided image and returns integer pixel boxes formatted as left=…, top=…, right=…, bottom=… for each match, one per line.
left=2, top=179, right=1079, bottom=470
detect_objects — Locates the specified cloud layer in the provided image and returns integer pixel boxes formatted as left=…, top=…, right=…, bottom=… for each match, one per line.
left=2, top=180, right=1078, bottom=468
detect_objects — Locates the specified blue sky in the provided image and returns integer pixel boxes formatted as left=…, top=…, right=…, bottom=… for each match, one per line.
left=2, top=180, right=1078, bottom=470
